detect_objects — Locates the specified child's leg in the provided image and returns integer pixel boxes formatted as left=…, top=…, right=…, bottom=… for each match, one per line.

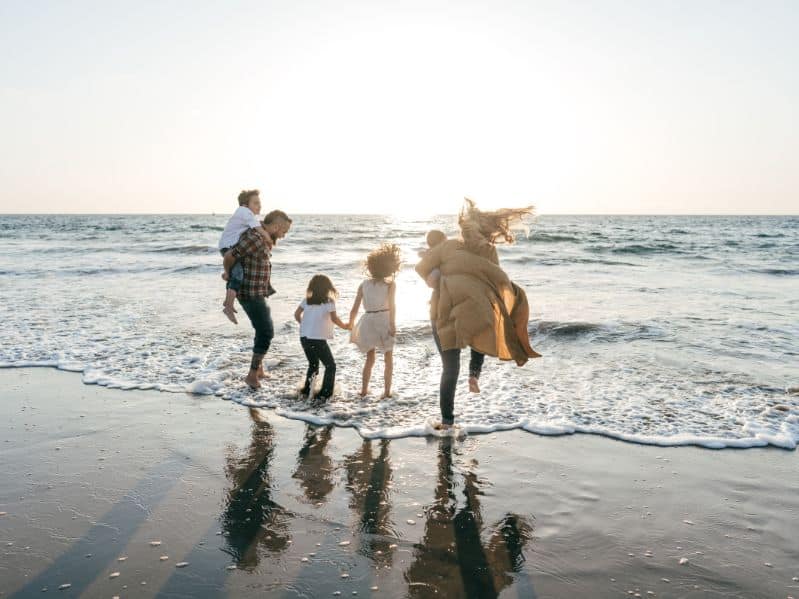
left=222, top=290, right=238, bottom=324
left=361, top=350, right=376, bottom=396
left=300, top=337, right=319, bottom=396
left=382, top=351, right=393, bottom=398
left=317, top=341, right=336, bottom=399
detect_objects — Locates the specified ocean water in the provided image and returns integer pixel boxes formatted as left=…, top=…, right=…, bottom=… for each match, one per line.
left=1, top=214, right=797, bottom=448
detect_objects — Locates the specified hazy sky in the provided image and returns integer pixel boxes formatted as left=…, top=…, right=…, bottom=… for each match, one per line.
left=1, top=1, right=797, bottom=215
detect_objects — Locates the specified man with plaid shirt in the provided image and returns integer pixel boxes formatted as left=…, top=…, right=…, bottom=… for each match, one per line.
left=223, top=209, right=292, bottom=390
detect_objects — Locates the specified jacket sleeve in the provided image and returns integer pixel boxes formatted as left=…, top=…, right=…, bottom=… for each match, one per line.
left=415, top=243, right=443, bottom=280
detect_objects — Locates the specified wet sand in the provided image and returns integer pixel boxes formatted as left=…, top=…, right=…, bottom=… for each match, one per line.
left=1, top=368, right=797, bottom=598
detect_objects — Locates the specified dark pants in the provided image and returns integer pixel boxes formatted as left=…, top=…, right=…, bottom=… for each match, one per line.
left=431, top=322, right=485, bottom=425
left=300, top=337, right=336, bottom=399
left=219, top=248, right=244, bottom=292
left=238, top=297, right=274, bottom=356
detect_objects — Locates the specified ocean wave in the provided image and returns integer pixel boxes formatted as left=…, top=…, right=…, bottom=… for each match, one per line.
left=531, top=320, right=666, bottom=342
left=147, top=245, right=218, bottom=254
left=528, top=233, right=582, bottom=243
left=752, top=268, right=799, bottom=276
left=608, top=243, right=684, bottom=255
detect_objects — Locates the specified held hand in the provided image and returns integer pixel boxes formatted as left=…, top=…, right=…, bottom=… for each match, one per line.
left=388, top=325, right=396, bottom=337
left=221, top=270, right=230, bottom=281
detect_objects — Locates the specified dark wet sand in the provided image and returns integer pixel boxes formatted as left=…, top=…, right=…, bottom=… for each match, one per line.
left=1, top=369, right=797, bottom=598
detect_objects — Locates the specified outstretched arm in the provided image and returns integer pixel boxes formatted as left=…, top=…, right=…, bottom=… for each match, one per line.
left=388, top=281, right=396, bottom=337
left=330, top=311, right=348, bottom=330
left=253, top=226, right=274, bottom=249
left=348, top=284, right=363, bottom=330
left=223, top=249, right=236, bottom=276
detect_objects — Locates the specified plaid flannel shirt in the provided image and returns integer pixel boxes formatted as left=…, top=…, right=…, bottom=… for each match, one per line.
left=231, top=228, right=272, bottom=301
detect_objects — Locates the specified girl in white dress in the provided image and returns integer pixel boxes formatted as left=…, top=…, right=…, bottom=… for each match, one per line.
left=348, top=244, right=401, bottom=398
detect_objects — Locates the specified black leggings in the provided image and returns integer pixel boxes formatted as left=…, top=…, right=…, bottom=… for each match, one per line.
left=432, top=323, right=484, bottom=425
left=300, top=337, right=336, bottom=399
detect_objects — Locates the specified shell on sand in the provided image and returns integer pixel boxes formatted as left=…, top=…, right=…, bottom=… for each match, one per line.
left=149, top=540, right=162, bottom=546
left=109, top=572, right=120, bottom=579
left=159, top=556, right=169, bottom=561
left=175, top=562, right=189, bottom=568
left=59, top=584, right=72, bottom=590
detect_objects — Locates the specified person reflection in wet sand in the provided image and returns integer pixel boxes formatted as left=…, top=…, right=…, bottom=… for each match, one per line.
left=404, top=438, right=533, bottom=598
left=344, top=439, right=395, bottom=567
left=292, top=424, right=335, bottom=504
left=220, top=408, right=292, bottom=570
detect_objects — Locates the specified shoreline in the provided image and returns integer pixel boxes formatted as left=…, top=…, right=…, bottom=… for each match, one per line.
left=2, top=368, right=798, bottom=598
left=1, top=365, right=796, bottom=450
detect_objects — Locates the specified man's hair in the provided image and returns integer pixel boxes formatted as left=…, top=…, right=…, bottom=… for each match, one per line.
left=263, top=210, right=292, bottom=225
left=237, top=189, right=260, bottom=206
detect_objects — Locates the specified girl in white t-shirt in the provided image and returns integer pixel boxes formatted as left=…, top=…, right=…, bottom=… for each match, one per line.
left=294, top=275, right=349, bottom=400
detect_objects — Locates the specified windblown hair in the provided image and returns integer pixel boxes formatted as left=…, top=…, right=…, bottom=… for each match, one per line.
left=237, top=189, right=260, bottom=206
left=365, top=243, right=402, bottom=281
left=263, top=209, right=292, bottom=225
left=458, top=197, right=534, bottom=245
left=305, top=274, right=338, bottom=305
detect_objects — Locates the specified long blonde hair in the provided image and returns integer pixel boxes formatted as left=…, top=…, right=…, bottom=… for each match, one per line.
left=458, top=197, right=534, bottom=246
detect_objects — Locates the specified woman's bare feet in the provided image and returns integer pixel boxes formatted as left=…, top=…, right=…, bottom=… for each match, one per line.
left=433, top=421, right=453, bottom=431
left=256, top=365, right=268, bottom=379
left=468, top=376, right=480, bottom=393
left=359, top=388, right=369, bottom=398
left=244, top=371, right=261, bottom=390
left=381, top=391, right=392, bottom=399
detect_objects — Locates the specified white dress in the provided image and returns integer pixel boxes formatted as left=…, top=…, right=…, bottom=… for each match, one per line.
left=351, top=280, right=394, bottom=353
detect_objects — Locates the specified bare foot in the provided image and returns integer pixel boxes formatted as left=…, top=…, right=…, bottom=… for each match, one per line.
left=433, top=422, right=453, bottom=431
left=359, top=389, right=369, bottom=398
left=381, top=391, right=392, bottom=399
left=468, top=376, right=480, bottom=393
left=257, top=365, right=268, bottom=379
left=244, top=372, right=260, bottom=390
left=223, top=306, right=238, bottom=324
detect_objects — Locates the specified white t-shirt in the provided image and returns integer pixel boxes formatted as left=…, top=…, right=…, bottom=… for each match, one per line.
left=219, top=206, right=261, bottom=249
left=299, top=299, right=336, bottom=340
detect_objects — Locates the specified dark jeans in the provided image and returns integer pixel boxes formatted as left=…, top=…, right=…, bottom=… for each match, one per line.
left=238, top=297, right=274, bottom=356
left=431, top=322, right=485, bottom=425
left=300, top=337, right=336, bottom=399
left=219, top=248, right=244, bottom=292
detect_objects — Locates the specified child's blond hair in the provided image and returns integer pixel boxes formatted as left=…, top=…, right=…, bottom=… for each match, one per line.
left=365, top=244, right=401, bottom=281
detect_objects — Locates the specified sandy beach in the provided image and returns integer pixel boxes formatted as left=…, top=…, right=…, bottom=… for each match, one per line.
left=1, top=368, right=797, bottom=598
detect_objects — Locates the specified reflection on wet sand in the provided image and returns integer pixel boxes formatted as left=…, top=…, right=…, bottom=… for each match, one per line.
left=344, top=439, right=396, bottom=567
left=292, top=424, right=335, bottom=504
left=220, top=408, right=292, bottom=570
left=405, top=438, right=534, bottom=598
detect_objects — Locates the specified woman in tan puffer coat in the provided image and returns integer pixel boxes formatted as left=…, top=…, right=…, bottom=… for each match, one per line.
left=416, top=199, right=541, bottom=429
